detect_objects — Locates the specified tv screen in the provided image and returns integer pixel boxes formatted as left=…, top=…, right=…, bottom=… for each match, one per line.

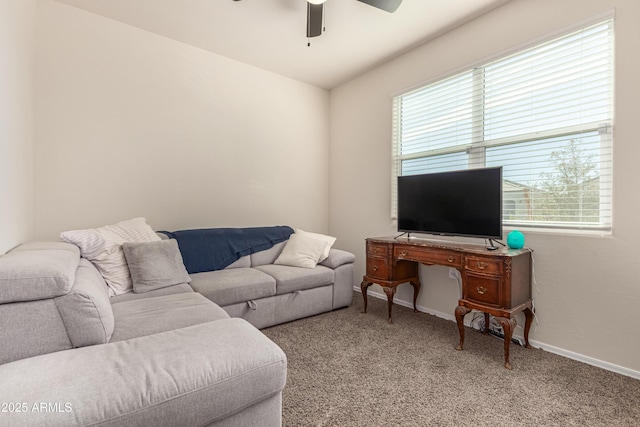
left=397, top=167, right=503, bottom=240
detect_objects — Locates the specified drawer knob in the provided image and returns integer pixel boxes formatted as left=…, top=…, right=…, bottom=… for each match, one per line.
left=373, top=247, right=379, bottom=253
left=476, top=286, right=488, bottom=295
left=447, top=256, right=455, bottom=263
left=477, top=261, right=488, bottom=270
left=400, top=250, right=408, bottom=256
left=372, top=265, right=379, bottom=271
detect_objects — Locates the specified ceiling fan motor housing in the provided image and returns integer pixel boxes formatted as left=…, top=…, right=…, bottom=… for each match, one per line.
left=306, top=0, right=401, bottom=40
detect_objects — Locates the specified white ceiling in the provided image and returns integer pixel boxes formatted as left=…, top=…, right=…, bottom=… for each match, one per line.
left=52, top=0, right=511, bottom=89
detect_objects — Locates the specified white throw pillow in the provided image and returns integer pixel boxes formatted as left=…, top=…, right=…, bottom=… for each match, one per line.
left=274, top=233, right=328, bottom=269
left=295, top=229, right=336, bottom=262
left=60, top=217, right=160, bottom=296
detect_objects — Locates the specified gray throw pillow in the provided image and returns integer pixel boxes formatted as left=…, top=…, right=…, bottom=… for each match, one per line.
left=122, top=239, right=191, bottom=293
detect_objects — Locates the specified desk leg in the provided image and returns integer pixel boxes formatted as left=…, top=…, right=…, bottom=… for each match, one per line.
left=454, top=305, right=471, bottom=351
left=360, top=280, right=373, bottom=314
left=410, top=280, right=420, bottom=312
left=495, top=317, right=517, bottom=370
left=482, top=312, right=490, bottom=335
left=523, top=308, right=534, bottom=349
left=382, top=286, right=397, bottom=324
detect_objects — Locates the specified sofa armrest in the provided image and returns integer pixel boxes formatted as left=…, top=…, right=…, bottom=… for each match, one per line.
left=0, top=318, right=287, bottom=427
left=320, top=248, right=355, bottom=269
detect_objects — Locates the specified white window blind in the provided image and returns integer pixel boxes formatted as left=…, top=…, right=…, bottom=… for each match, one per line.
left=392, top=19, right=614, bottom=233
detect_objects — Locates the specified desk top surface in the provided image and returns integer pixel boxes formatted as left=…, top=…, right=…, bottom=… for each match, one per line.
left=367, top=236, right=530, bottom=257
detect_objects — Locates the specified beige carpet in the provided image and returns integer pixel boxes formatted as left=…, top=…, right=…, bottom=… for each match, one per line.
left=262, top=296, right=640, bottom=427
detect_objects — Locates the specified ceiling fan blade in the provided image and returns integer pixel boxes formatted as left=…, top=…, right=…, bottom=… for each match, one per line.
left=306, top=3, right=323, bottom=38
left=356, top=0, right=402, bottom=13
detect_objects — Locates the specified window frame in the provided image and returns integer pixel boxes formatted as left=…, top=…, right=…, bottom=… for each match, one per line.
left=391, top=15, right=614, bottom=235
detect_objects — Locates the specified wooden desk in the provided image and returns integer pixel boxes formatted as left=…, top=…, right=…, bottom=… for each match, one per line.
left=361, top=236, right=533, bottom=369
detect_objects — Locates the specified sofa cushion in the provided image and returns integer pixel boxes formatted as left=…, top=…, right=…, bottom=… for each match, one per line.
left=54, top=259, right=114, bottom=347
left=10, top=241, right=81, bottom=254
left=0, top=319, right=287, bottom=427
left=110, top=293, right=229, bottom=342
left=190, top=268, right=276, bottom=307
left=250, top=241, right=286, bottom=267
left=226, top=255, right=251, bottom=268
left=109, top=283, right=194, bottom=304
left=60, top=217, right=160, bottom=296
left=255, top=264, right=335, bottom=295
left=0, top=242, right=80, bottom=304
left=123, top=239, right=191, bottom=293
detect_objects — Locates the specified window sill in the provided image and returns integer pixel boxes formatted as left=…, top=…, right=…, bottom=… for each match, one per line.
left=503, top=225, right=612, bottom=239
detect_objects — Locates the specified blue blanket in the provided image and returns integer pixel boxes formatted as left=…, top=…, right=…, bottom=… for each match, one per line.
left=159, top=226, right=294, bottom=274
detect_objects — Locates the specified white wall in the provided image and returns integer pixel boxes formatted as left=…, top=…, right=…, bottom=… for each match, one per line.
left=330, top=0, right=640, bottom=375
left=0, top=0, right=36, bottom=254
left=34, top=0, right=330, bottom=237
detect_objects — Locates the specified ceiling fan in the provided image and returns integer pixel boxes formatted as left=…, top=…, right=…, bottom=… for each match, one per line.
left=233, top=0, right=403, bottom=44
left=306, top=0, right=403, bottom=42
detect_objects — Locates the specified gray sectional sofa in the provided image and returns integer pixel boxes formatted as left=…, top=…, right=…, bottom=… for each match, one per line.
left=0, top=228, right=355, bottom=426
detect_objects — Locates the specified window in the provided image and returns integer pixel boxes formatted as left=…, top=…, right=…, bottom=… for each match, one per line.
left=392, top=19, right=614, bottom=233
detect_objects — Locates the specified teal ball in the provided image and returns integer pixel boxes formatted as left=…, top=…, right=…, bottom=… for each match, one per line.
left=507, top=230, right=525, bottom=249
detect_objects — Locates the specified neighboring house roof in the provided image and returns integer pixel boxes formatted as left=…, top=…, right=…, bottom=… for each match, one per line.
left=503, top=179, right=530, bottom=193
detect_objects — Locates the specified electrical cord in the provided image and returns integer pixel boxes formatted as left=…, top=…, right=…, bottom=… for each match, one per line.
left=526, top=246, right=540, bottom=333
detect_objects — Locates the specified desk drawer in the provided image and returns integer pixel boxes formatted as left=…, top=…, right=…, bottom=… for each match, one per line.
left=465, top=256, right=502, bottom=275
left=394, top=247, right=462, bottom=267
left=465, top=274, right=501, bottom=306
left=367, top=242, right=389, bottom=257
left=366, top=256, right=389, bottom=280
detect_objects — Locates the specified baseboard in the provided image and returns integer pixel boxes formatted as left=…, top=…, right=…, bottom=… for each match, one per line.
left=527, top=340, right=640, bottom=380
left=354, top=286, right=640, bottom=380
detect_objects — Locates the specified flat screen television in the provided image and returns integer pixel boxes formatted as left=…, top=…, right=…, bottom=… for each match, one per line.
left=397, top=167, right=503, bottom=240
